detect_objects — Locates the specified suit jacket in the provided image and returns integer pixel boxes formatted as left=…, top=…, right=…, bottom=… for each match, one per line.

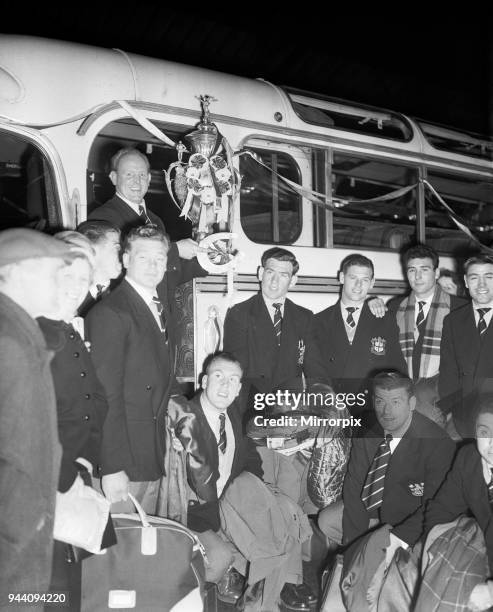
left=0, top=293, right=61, bottom=596
left=223, top=293, right=327, bottom=403
left=88, top=194, right=206, bottom=313
left=439, top=303, right=493, bottom=437
left=186, top=393, right=263, bottom=533
left=86, top=279, right=179, bottom=481
left=37, top=318, right=108, bottom=492
left=424, top=443, right=493, bottom=574
left=315, top=301, right=407, bottom=413
left=342, top=411, right=455, bottom=565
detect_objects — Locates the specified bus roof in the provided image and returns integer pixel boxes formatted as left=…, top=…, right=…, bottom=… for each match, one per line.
left=0, top=35, right=286, bottom=127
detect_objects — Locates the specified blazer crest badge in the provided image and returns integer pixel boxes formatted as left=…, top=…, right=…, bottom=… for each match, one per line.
left=408, top=482, right=424, bottom=497
left=370, top=336, right=386, bottom=355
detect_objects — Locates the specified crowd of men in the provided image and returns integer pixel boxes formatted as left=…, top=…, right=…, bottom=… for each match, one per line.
left=2, top=146, right=493, bottom=611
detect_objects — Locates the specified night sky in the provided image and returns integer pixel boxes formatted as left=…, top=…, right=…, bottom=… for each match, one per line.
left=2, top=6, right=492, bottom=135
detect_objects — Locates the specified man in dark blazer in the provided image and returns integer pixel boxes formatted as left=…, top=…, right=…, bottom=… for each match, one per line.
left=87, top=147, right=206, bottom=312
left=388, top=244, right=467, bottom=427
left=187, top=352, right=315, bottom=611
left=439, top=253, right=493, bottom=439
left=315, top=254, right=406, bottom=423
left=318, top=371, right=455, bottom=571
left=223, top=247, right=328, bottom=412
left=86, top=225, right=211, bottom=515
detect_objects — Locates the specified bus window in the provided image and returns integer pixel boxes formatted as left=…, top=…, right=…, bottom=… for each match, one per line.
left=239, top=148, right=302, bottom=244
left=425, top=170, right=493, bottom=254
left=87, top=120, right=194, bottom=240
left=0, top=130, right=59, bottom=231
left=331, top=153, right=418, bottom=250
left=286, top=88, right=413, bottom=142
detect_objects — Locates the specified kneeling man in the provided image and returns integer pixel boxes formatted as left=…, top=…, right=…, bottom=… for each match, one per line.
left=319, top=371, right=455, bottom=571
left=187, top=352, right=315, bottom=612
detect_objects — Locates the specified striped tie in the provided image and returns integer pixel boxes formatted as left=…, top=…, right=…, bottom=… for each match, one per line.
left=138, top=204, right=152, bottom=224
left=151, top=296, right=168, bottom=342
left=273, top=303, right=282, bottom=346
left=346, top=306, right=357, bottom=328
left=218, top=413, right=227, bottom=454
left=416, top=301, right=426, bottom=330
left=478, top=308, right=491, bottom=337
left=361, top=434, right=393, bottom=511
left=487, top=468, right=493, bottom=507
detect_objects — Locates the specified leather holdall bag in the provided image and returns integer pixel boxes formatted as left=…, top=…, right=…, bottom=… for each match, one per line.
left=81, top=494, right=206, bottom=611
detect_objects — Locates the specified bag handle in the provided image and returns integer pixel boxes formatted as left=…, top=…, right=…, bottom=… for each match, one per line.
left=126, top=493, right=152, bottom=528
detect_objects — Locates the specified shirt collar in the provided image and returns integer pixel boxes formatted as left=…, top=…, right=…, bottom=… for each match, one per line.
left=200, top=392, right=227, bottom=418
left=262, top=295, right=286, bottom=311
left=414, top=293, right=434, bottom=307
left=89, top=282, right=109, bottom=299
left=341, top=298, right=364, bottom=310
left=116, top=191, right=145, bottom=215
left=125, top=276, right=156, bottom=305
left=482, top=457, right=493, bottom=485
left=474, top=300, right=493, bottom=311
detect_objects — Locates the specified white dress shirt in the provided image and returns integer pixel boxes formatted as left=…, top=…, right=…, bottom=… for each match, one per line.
left=473, top=301, right=493, bottom=331
left=263, top=295, right=286, bottom=324
left=340, top=300, right=363, bottom=344
left=200, top=394, right=235, bottom=497
left=125, top=277, right=162, bottom=331
left=116, top=191, right=148, bottom=217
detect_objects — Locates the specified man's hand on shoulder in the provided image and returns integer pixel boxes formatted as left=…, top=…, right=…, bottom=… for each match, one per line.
left=176, top=238, right=207, bottom=260
left=367, top=297, right=387, bottom=319
left=102, top=470, right=129, bottom=503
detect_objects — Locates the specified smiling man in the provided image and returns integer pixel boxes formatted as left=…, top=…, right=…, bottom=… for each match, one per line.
left=440, top=253, right=493, bottom=438
left=223, top=247, right=327, bottom=411
left=389, top=244, right=467, bottom=428
left=86, top=225, right=212, bottom=515
left=88, top=147, right=207, bottom=316
left=187, top=352, right=314, bottom=611
left=315, top=254, right=405, bottom=423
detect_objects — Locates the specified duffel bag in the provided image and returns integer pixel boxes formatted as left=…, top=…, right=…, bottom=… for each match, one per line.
left=81, top=494, right=206, bottom=611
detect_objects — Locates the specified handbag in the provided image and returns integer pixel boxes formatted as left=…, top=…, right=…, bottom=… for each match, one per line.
left=307, top=411, right=351, bottom=508
left=81, top=493, right=206, bottom=611
left=53, top=472, right=110, bottom=554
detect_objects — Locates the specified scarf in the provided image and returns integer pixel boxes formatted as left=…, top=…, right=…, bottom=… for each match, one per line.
left=396, top=285, right=451, bottom=379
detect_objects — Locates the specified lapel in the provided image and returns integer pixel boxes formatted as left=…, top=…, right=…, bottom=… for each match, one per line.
left=194, top=394, right=220, bottom=472
left=113, top=195, right=142, bottom=224
left=121, top=279, right=163, bottom=338
left=351, top=302, right=373, bottom=349
left=462, top=304, right=483, bottom=379
left=227, top=402, right=242, bottom=477
left=250, top=293, right=278, bottom=350
left=121, top=280, right=173, bottom=414
left=280, top=298, right=301, bottom=355
left=384, top=413, right=419, bottom=483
